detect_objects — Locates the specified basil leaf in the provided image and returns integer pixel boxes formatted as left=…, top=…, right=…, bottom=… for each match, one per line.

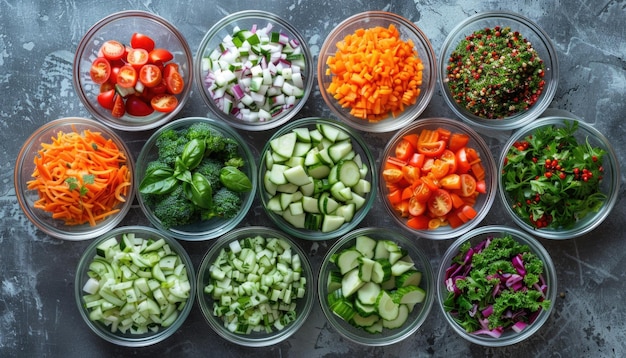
left=180, top=138, right=205, bottom=170
left=219, top=166, right=252, bottom=192
left=139, top=168, right=177, bottom=194
left=185, top=173, right=213, bottom=209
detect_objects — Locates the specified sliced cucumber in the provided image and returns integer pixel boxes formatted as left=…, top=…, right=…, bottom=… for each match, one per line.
left=355, top=235, right=377, bottom=258
left=341, top=268, right=364, bottom=297
left=356, top=281, right=381, bottom=305
left=392, top=285, right=426, bottom=305
left=382, top=304, right=409, bottom=329
left=270, top=131, right=297, bottom=158
left=336, top=248, right=362, bottom=275
left=396, top=270, right=422, bottom=287
left=336, top=160, right=361, bottom=187
left=375, top=290, right=399, bottom=321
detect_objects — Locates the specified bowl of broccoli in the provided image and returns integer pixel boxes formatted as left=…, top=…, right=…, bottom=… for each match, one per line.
left=135, top=117, right=257, bottom=241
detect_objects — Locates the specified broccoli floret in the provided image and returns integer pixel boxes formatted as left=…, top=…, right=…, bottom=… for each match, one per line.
left=151, top=185, right=197, bottom=229
left=219, top=137, right=241, bottom=160
left=145, top=160, right=172, bottom=174
left=202, top=187, right=242, bottom=219
left=224, top=156, right=245, bottom=168
left=195, top=158, right=223, bottom=190
left=186, top=122, right=219, bottom=141
left=155, top=129, right=187, bottom=166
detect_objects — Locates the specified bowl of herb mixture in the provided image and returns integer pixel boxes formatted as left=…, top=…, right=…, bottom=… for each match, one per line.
left=135, top=117, right=257, bottom=241
left=499, top=116, right=620, bottom=239
left=437, top=225, right=557, bottom=347
left=438, top=11, right=558, bottom=131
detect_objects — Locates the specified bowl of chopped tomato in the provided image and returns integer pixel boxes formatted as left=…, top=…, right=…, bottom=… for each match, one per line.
left=318, top=11, right=437, bottom=133
left=194, top=10, right=314, bottom=131
left=73, top=10, right=193, bottom=131
left=438, top=11, right=559, bottom=131
left=14, top=117, right=135, bottom=240
left=379, top=117, right=497, bottom=240
left=498, top=116, right=620, bottom=239
left=436, top=225, right=557, bottom=347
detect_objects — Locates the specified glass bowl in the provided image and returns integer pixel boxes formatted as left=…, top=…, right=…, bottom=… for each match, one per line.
left=436, top=225, right=557, bottom=347
left=135, top=117, right=257, bottom=241
left=14, top=117, right=134, bottom=241
left=438, top=11, right=559, bottom=131
left=318, top=227, right=435, bottom=346
left=196, top=226, right=314, bottom=347
left=195, top=10, right=313, bottom=131
left=75, top=226, right=196, bottom=347
left=258, top=117, right=377, bottom=240
left=379, top=117, right=497, bottom=240
left=73, top=10, right=193, bottom=131
left=498, top=116, right=620, bottom=239
left=317, top=11, right=437, bottom=133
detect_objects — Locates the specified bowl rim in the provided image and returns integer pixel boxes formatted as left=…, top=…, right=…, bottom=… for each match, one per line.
left=317, top=226, right=436, bottom=346
left=74, top=225, right=196, bottom=347
left=134, top=116, right=258, bottom=241
left=437, top=10, right=559, bottom=131
left=14, top=117, right=135, bottom=241
left=258, top=117, right=378, bottom=240
left=73, top=9, right=193, bottom=131
left=194, top=9, right=314, bottom=132
left=195, top=225, right=315, bottom=347
left=317, top=10, right=437, bottom=133
left=497, top=116, right=621, bottom=239
left=379, top=117, right=498, bottom=240
left=435, top=225, right=557, bottom=347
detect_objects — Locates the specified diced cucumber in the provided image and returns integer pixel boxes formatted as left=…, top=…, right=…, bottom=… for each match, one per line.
left=307, top=163, right=331, bottom=179
left=327, top=271, right=343, bottom=292
left=358, top=257, right=375, bottom=282
left=391, top=259, right=415, bottom=276
left=301, top=196, right=320, bottom=213
left=375, top=290, right=399, bottom=321
left=341, top=268, right=364, bottom=297
left=268, top=163, right=288, bottom=185
left=330, top=298, right=356, bottom=322
left=392, top=285, right=426, bottom=305
left=382, top=304, right=409, bottom=329
left=396, top=270, right=422, bottom=288
left=356, top=281, right=381, bottom=305
left=328, top=141, right=353, bottom=163
left=335, top=203, right=356, bottom=222
left=283, top=165, right=312, bottom=186
left=292, top=127, right=311, bottom=142
left=270, top=132, right=297, bottom=158
left=352, top=312, right=379, bottom=328
left=336, top=248, right=362, bottom=275
left=365, top=320, right=383, bottom=334
left=371, top=259, right=392, bottom=284
left=355, top=235, right=377, bottom=258
left=282, top=209, right=305, bottom=228
left=354, top=299, right=377, bottom=317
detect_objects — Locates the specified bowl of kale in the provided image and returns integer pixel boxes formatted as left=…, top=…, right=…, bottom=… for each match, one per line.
left=135, top=117, right=257, bottom=241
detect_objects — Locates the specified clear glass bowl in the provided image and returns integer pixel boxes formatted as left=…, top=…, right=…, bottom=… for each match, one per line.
left=436, top=225, right=557, bottom=347
left=135, top=117, right=257, bottom=241
left=379, top=117, right=497, bottom=240
left=195, top=10, right=313, bottom=131
left=14, top=117, right=135, bottom=241
left=73, top=10, right=193, bottom=131
left=318, top=227, right=435, bottom=346
left=438, top=11, right=559, bottom=131
left=196, top=226, right=314, bottom=347
left=498, top=116, right=620, bottom=239
left=75, top=226, right=196, bottom=347
left=317, top=11, right=437, bottom=133
left=258, top=117, right=377, bottom=240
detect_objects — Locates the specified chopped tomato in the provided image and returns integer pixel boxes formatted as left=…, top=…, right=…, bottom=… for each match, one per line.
left=130, top=33, right=155, bottom=52
left=461, top=205, right=478, bottom=220
left=421, top=174, right=439, bottom=192
left=447, top=210, right=465, bottom=228
left=440, top=149, right=457, bottom=174
left=402, top=133, right=420, bottom=148
left=428, top=218, right=443, bottom=230
left=127, top=48, right=149, bottom=68
left=116, top=65, right=137, bottom=88
left=100, top=40, right=126, bottom=61
left=395, top=138, right=416, bottom=161
left=450, top=192, right=465, bottom=208
left=97, top=89, right=115, bottom=110
left=471, top=162, right=486, bottom=181
left=448, top=132, right=470, bottom=152
left=428, top=189, right=452, bottom=217
left=385, top=156, right=407, bottom=169
left=440, top=174, right=461, bottom=190
left=417, top=140, right=446, bottom=157
left=383, top=168, right=404, bottom=184
left=111, top=94, right=125, bottom=118
left=421, top=157, right=434, bottom=172
left=476, top=179, right=487, bottom=194
left=164, top=63, right=184, bottom=95
left=455, top=148, right=471, bottom=174
left=412, top=182, right=432, bottom=202
left=150, top=93, right=178, bottom=112
left=149, top=48, right=174, bottom=64
left=407, top=215, right=430, bottom=230
left=401, top=165, right=420, bottom=184
left=125, top=95, right=154, bottom=116
left=430, top=159, right=450, bottom=179
left=394, top=200, right=411, bottom=217
left=89, top=57, right=111, bottom=84
left=387, top=189, right=402, bottom=206
left=436, top=127, right=451, bottom=143
left=139, top=64, right=162, bottom=87
left=408, top=152, right=425, bottom=168
left=459, top=173, right=477, bottom=197
left=409, top=197, right=427, bottom=216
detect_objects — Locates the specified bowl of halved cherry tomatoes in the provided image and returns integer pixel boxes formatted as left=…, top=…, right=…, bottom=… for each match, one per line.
left=379, top=118, right=497, bottom=240
left=73, top=10, right=193, bottom=131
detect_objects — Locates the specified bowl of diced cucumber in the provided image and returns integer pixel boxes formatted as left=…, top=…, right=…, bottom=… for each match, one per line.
left=196, top=226, right=315, bottom=347
left=318, top=227, right=435, bottom=346
left=195, top=10, right=313, bottom=131
left=258, top=117, right=377, bottom=240
left=75, top=226, right=195, bottom=347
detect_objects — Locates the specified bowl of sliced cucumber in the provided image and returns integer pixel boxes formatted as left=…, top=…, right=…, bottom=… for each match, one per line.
left=75, top=226, right=195, bottom=347
left=318, top=227, right=435, bottom=346
left=196, top=226, right=315, bottom=347
left=258, top=117, right=377, bottom=240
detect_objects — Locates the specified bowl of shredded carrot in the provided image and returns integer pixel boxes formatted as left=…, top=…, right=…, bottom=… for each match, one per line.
left=14, top=117, right=135, bottom=240
left=317, top=11, right=437, bottom=133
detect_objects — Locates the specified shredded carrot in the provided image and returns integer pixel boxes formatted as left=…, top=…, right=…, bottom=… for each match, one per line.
left=325, top=24, right=424, bottom=121
left=27, top=129, right=131, bottom=226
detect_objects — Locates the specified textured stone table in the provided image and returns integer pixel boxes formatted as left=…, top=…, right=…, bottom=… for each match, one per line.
left=0, top=1, right=624, bottom=357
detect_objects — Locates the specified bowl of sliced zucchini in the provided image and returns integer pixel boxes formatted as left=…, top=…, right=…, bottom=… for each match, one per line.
left=318, top=227, right=435, bottom=346
left=196, top=226, right=315, bottom=347
left=258, top=117, right=377, bottom=241
left=75, top=226, right=195, bottom=347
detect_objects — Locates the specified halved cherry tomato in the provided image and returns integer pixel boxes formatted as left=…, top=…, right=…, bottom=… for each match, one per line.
left=130, top=33, right=156, bottom=52
left=440, top=174, right=461, bottom=190
left=412, top=182, right=433, bottom=202
left=394, top=200, right=411, bottom=218
left=164, top=63, right=184, bottom=94
left=126, top=95, right=154, bottom=116
left=428, top=189, right=452, bottom=217
left=418, top=140, right=446, bottom=157
left=428, top=218, right=444, bottom=230
left=149, top=48, right=174, bottom=64
left=116, top=65, right=137, bottom=88
left=436, top=127, right=451, bottom=143
left=402, top=133, right=419, bottom=149
left=111, top=94, right=125, bottom=118
left=387, top=189, right=402, bottom=206
left=409, top=196, right=427, bottom=216
left=459, top=173, right=477, bottom=197
left=100, top=81, right=115, bottom=93
left=97, top=89, right=115, bottom=110
left=421, top=174, right=439, bottom=192
left=139, top=64, right=162, bottom=87
left=150, top=93, right=178, bottom=112
left=455, top=148, right=471, bottom=174
left=100, top=40, right=126, bottom=61
left=401, top=186, right=414, bottom=200
left=430, top=159, right=450, bottom=179
left=383, top=168, right=404, bottom=184
left=401, top=165, right=420, bottom=184
left=448, top=132, right=470, bottom=152
left=417, top=128, right=439, bottom=145
left=450, top=192, right=465, bottom=208
left=127, top=48, right=149, bottom=68
left=395, top=138, right=416, bottom=161
left=421, top=157, right=434, bottom=172
left=440, top=149, right=457, bottom=174
left=476, top=179, right=487, bottom=194
left=89, top=57, right=111, bottom=84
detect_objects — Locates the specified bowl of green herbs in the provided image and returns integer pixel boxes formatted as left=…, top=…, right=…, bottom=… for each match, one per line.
left=135, top=117, right=257, bottom=241
left=498, top=116, right=619, bottom=239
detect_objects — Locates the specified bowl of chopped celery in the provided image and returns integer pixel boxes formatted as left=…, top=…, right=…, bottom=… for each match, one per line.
left=258, top=117, right=377, bottom=241
left=194, top=10, right=313, bottom=131
left=14, top=117, right=135, bottom=241
left=318, top=227, right=435, bottom=346
left=196, top=226, right=314, bottom=347
left=437, top=225, right=557, bottom=347
left=438, top=11, right=559, bottom=131
left=75, top=226, right=196, bottom=347
left=135, top=117, right=257, bottom=241
left=317, top=11, right=437, bottom=133
left=498, top=116, right=620, bottom=239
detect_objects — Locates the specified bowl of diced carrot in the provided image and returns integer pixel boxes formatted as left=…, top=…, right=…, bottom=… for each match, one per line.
left=317, top=11, right=437, bottom=133
left=379, top=117, right=497, bottom=240
left=14, top=117, right=135, bottom=240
